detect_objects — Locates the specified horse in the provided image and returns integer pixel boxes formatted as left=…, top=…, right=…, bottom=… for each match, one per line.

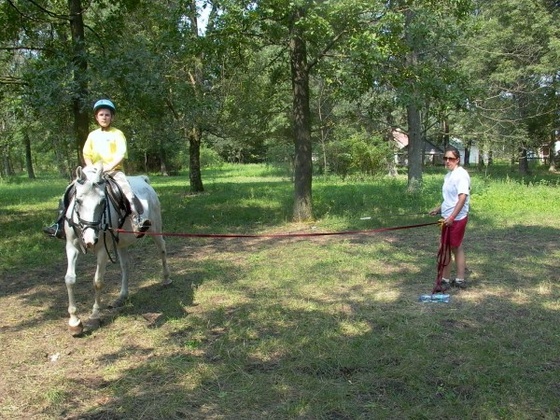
left=63, top=162, right=171, bottom=336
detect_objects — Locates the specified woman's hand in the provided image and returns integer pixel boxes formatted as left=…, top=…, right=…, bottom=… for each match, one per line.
left=429, top=207, right=441, bottom=216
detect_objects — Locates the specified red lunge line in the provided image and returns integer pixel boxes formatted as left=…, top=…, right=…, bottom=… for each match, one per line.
left=432, top=223, right=452, bottom=294
left=114, top=221, right=440, bottom=239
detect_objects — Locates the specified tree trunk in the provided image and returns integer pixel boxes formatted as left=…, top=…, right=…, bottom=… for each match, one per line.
left=186, top=0, right=204, bottom=192
left=405, top=9, right=422, bottom=192
left=317, top=81, right=330, bottom=178
left=188, top=126, right=204, bottom=192
left=290, top=7, right=313, bottom=222
left=159, top=135, right=169, bottom=176
left=442, top=119, right=450, bottom=149
left=518, top=144, right=529, bottom=175
left=464, top=139, right=471, bottom=167
left=24, top=132, right=35, bottom=179
left=386, top=116, right=398, bottom=177
left=1, top=144, right=14, bottom=177
left=407, top=103, right=423, bottom=192
left=68, top=0, right=89, bottom=165
left=548, top=135, right=556, bottom=172
left=385, top=127, right=398, bottom=177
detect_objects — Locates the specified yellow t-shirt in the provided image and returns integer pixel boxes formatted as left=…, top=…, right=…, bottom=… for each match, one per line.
left=82, top=127, right=127, bottom=170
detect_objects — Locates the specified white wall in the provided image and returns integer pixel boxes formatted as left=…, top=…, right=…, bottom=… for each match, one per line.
left=451, top=140, right=479, bottom=165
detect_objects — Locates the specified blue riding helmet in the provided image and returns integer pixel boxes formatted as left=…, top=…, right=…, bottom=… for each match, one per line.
left=93, top=99, right=116, bottom=114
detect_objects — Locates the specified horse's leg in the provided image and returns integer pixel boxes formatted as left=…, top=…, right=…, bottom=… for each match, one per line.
left=112, top=247, right=130, bottom=307
left=65, top=243, right=83, bottom=336
left=152, top=235, right=172, bottom=285
left=85, top=249, right=109, bottom=329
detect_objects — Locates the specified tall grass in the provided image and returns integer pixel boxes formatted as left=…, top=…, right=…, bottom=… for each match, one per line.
left=1, top=163, right=560, bottom=419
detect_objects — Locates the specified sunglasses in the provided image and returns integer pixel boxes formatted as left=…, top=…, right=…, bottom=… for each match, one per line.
left=443, top=157, right=458, bottom=161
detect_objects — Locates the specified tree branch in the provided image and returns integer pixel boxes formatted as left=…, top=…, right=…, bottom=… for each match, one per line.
left=307, top=29, right=348, bottom=71
left=22, top=0, right=69, bottom=19
left=0, top=76, right=27, bottom=86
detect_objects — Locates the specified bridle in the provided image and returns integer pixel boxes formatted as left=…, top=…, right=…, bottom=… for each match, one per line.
left=67, top=177, right=121, bottom=262
left=74, top=182, right=107, bottom=232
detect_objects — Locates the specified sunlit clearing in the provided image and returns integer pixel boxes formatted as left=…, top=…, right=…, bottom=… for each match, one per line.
left=542, top=301, right=560, bottom=311
left=339, top=320, right=372, bottom=336
left=536, top=282, right=554, bottom=295
left=372, top=290, right=400, bottom=302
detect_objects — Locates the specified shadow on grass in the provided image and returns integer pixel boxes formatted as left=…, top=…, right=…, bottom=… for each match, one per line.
left=2, top=167, right=560, bottom=418
left=30, top=221, right=560, bottom=419
left=3, top=227, right=560, bottom=418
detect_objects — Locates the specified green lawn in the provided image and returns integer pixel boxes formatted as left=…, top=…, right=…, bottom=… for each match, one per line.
left=1, top=163, right=559, bottom=419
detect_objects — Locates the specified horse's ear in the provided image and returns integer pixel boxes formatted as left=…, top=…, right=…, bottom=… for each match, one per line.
left=75, top=166, right=86, bottom=184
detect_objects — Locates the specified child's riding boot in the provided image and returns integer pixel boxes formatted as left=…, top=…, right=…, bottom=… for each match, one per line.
left=132, top=214, right=151, bottom=238
left=42, top=200, right=66, bottom=239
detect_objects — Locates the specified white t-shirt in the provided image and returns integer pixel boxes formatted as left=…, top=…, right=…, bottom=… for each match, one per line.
left=441, top=166, right=470, bottom=220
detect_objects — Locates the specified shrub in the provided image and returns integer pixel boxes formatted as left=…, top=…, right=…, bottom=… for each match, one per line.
left=325, top=131, right=392, bottom=178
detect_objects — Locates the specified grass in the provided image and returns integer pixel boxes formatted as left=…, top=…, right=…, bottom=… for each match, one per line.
left=1, top=163, right=560, bottom=419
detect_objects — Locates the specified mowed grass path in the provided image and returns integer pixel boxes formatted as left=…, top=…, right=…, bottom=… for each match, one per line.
left=1, top=163, right=560, bottom=419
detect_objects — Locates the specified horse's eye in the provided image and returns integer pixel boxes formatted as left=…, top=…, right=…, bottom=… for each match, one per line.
left=76, top=199, right=82, bottom=206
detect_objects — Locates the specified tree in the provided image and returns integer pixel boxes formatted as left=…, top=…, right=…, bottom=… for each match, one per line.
left=326, top=0, right=474, bottom=190
left=388, top=1, right=474, bottom=190
left=1, top=0, right=190, bottom=177
left=289, top=5, right=313, bottom=220
left=214, top=0, right=377, bottom=220
left=459, top=0, right=560, bottom=174
left=404, top=7, right=423, bottom=192
left=68, top=0, right=89, bottom=162
left=162, top=0, right=208, bottom=192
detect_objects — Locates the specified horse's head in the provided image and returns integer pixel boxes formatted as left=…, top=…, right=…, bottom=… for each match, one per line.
left=72, top=162, right=107, bottom=248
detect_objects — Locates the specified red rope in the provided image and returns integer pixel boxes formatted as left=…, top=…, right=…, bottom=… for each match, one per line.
left=432, top=222, right=452, bottom=294
left=114, top=221, right=440, bottom=239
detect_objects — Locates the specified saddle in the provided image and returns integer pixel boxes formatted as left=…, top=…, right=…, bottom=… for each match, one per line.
left=103, top=174, right=144, bottom=216
left=63, top=173, right=143, bottom=230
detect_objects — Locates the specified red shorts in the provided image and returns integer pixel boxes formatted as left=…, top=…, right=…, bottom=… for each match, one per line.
left=448, top=216, right=468, bottom=247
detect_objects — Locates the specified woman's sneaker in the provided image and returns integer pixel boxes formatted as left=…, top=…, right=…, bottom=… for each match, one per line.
left=434, top=279, right=451, bottom=293
left=452, top=279, right=468, bottom=289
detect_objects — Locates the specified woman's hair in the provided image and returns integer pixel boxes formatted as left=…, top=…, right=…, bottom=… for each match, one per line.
left=444, top=146, right=461, bottom=160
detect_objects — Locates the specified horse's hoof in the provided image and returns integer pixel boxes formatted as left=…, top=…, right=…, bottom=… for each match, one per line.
left=84, top=317, right=101, bottom=330
left=69, top=321, right=83, bottom=337
left=162, top=278, right=173, bottom=286
left=109, top=297, right=126, bottom=308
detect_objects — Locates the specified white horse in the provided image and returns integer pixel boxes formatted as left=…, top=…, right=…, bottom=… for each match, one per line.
left=63, top=162, right=171, bottom=336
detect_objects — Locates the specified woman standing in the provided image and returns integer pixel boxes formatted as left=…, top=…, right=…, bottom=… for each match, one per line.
left=429, top=146, right=471, bottom=290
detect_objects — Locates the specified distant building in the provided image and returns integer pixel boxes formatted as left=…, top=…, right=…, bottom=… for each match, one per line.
left=391, top=129, right=482, bottom=166
left=391, top=128, right=444, bottom=166
left=449, top=139, right=480, bottom=165
left=535, top=136, right=560, bottom=165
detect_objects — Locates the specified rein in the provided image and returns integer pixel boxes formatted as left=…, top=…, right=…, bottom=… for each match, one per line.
left=101, top=177, right=130, bottom=263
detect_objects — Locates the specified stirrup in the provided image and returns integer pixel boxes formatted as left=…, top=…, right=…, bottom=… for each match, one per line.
left=42, top=223, right=65, bottom=239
